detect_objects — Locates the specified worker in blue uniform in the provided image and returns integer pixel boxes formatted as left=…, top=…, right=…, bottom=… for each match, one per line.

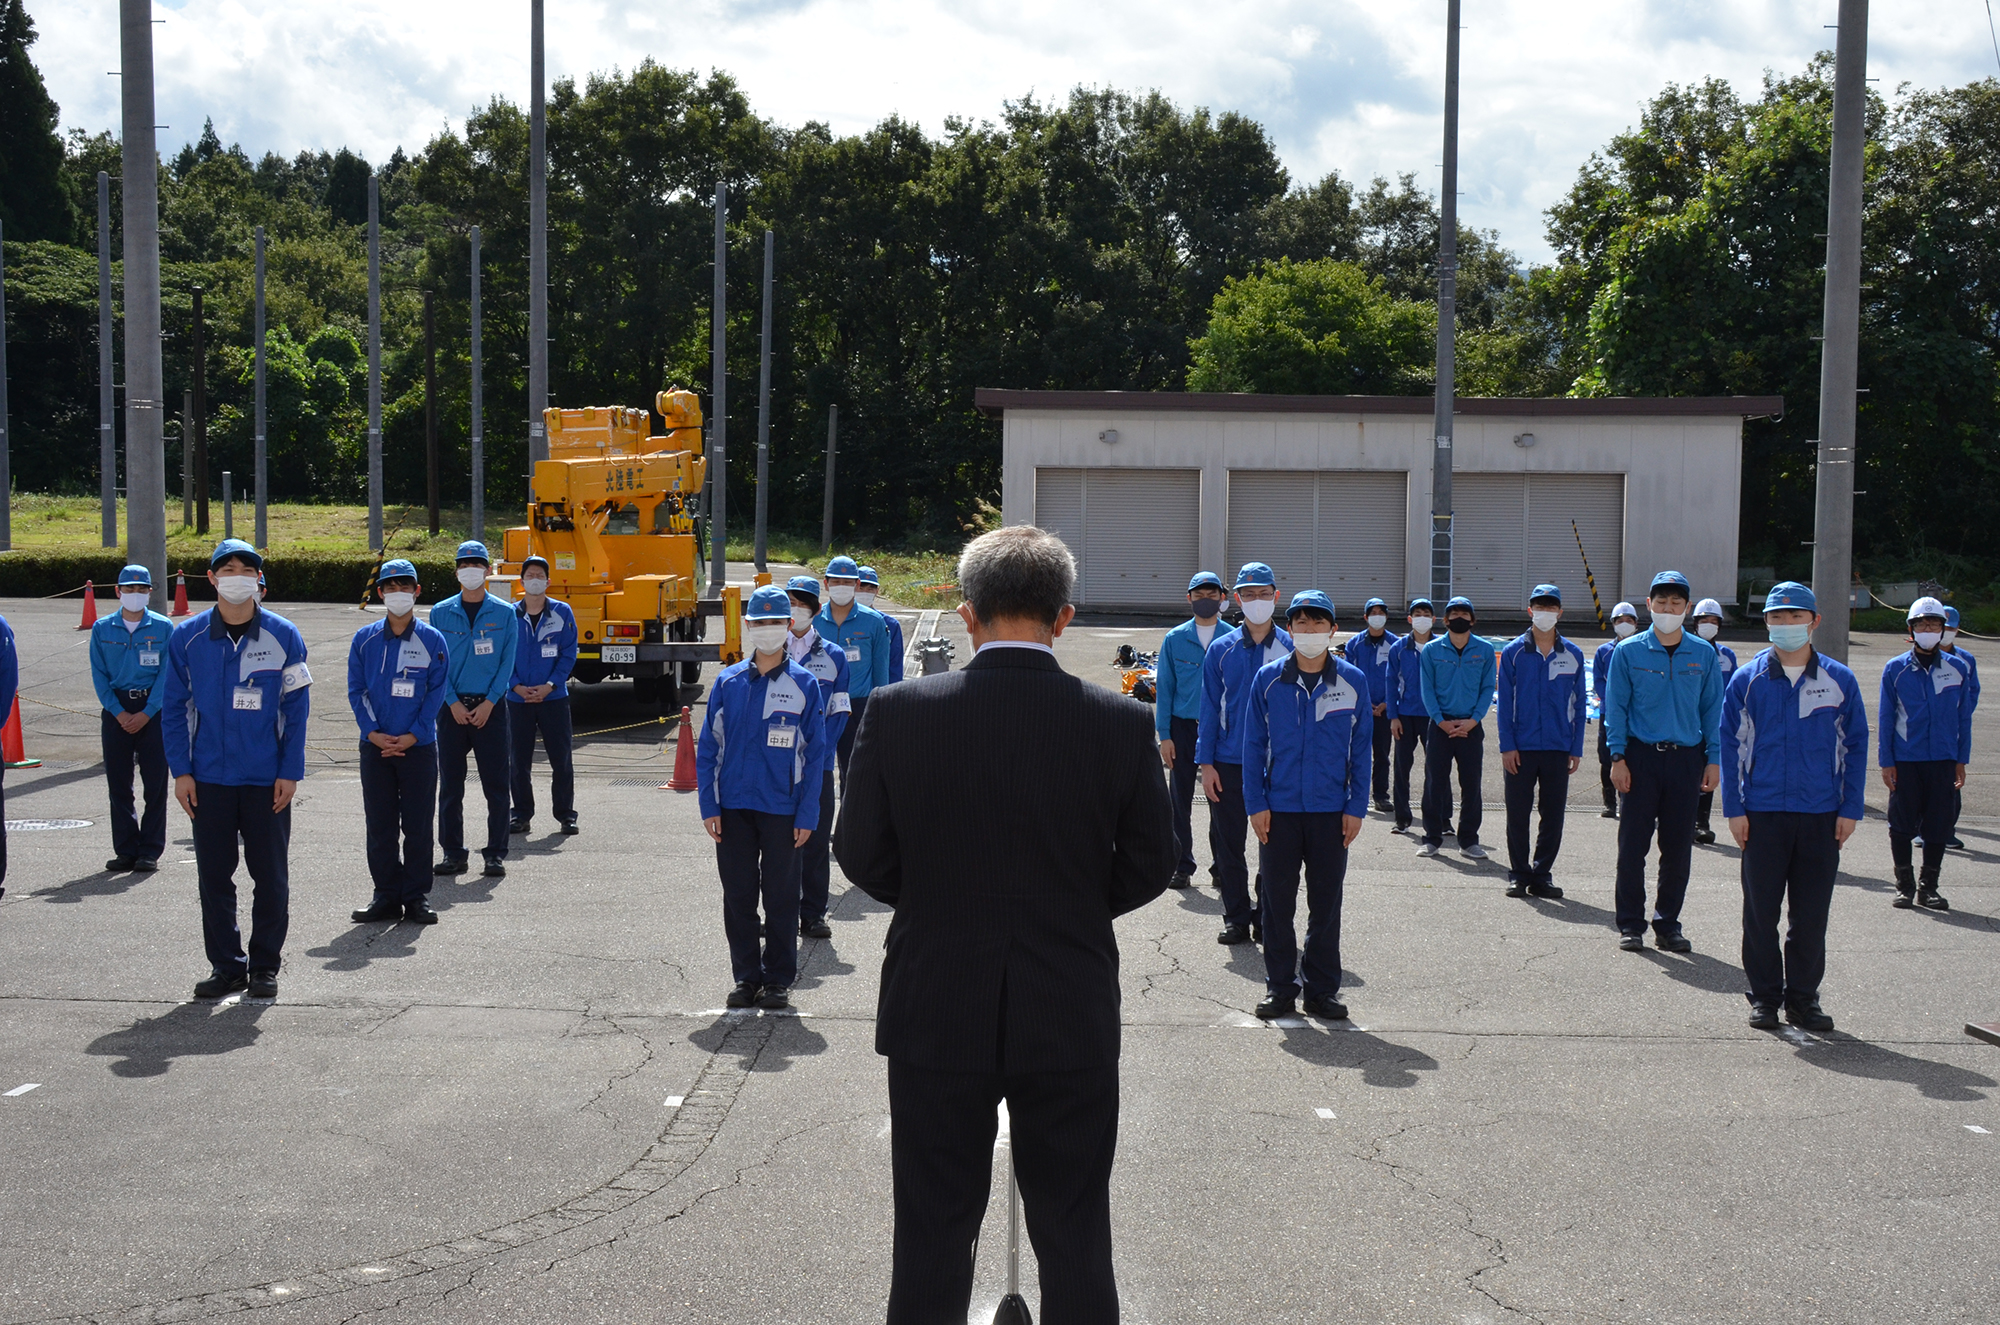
left=1417, top=596, right=1496, bottom=860
left=430, top=541, right=518, bottom=880
left=507, top=555, right=580, bottom=837
left=1157, top=571, right=1228, bottom=888
left=346, top=559, right=452, bottom=925
left=1879, top=596, right=1975, bottom=911
left=1386, top=598, right=1437, bottom=834
left=1243, top=591, right=1371, bottom=1022
left=1604, top=570, right=1723, bottom=953
left=1338, top=595, right=1400, bottom=813
left=786, top=575, right=850, bottom=940
left=1691, top=597, right=1739, bottom=844
left=1719, top=582, right=1867, bottom=1032
left=90, top=564, right=174, bottom=872
left=856, top=566, right=904, bottom=683
left=1592, top=602, right=1640, bottom=819
left=1196, top=563, right=1293, bottom=945
left=1941, top=606, right=1978, bottom=851
left=162, top=539, right=312, bottom=1002
left=697, top=585, right=827, bottom=1011
left=0, top=612, right=16, bottom=899
left=816, top=555, right=892, bottom=786
left=1497, top=584, right=1587, bottom=898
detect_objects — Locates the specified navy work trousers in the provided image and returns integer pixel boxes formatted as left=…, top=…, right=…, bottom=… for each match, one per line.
left=799, top=768, right=837, bottom=924
left=193, top=782, right=291, bottom=976
left=1370, top=712, right=1393, bottom=803
left=1421, top=722, right=1484, bottom=847
left=1167, top=715, right=1200, bottom=876
left=1258, top=811, right=1349, bottom=1000
left=1596, top=722, right=1620, bottom=813
left=1739, top=810, right=1839, bottom=1006
left=1504, top=748, right=1571, bottom=885
left=101, top=710, right=169, bottom=862
left=836, top=693, right=870, bottom=789
left=1391, top=713, right=1430, bottom=830
left=716, top=806, right=799, bottom=987
left=360, top=740, right=437, bottom=905
left=1206, top=761, right=1257, bottom=928
left=1887, top=760, right=1957, bottom=874
left=508, top=696, right=575, bottom=826
left=438, top=703, right=511, bottom=861
left=1614, top=743, right=1705, bottom=935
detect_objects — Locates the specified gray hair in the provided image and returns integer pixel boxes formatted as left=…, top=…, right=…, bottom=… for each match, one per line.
left=957, top=525, right=1075, bottom=627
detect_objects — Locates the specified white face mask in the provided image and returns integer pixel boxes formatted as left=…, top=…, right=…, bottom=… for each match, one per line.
left=828, top=584, right=855, bottom=607
left=1530, top=610, right=1559, bottom=633
left=383, top=591, right=417, bottom=616
left=745, top=623, right=790, bottom=654
left=856, top=591, right=878, bottom=608
left=790, top=606, right=814, bottom=630
left=1409, top=615, right=1434, bottom=636
left=457, top=566, right=488, bottom=592
left=1613, top=620, right=1638, bottom=638
left=215, top=574, right=259, bottom=605
left=120, top=591, right=151, bottom=613
left=1290, top=629, right=1332, bottom=658
left=1943, top=629, right=1959, bottom=647
left=1696, top=621, right=1720, bottom=640
left=1239, top=598, right=1276, bottom=626
left=1913, top=631, right=1943, bottom=651
left=522, top=577, right=549, bottom=597
left=1651, top=612, right=1685, bottom=635
left=1365, top=614, right=1387, bottom=631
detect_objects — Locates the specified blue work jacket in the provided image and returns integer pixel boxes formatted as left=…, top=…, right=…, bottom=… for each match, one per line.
left=1195, top=624, right=1293, bottom=766
left=0, top=617, right=16, bottom=722
left=1338, top=629, right=1400, bottom=708
left=160, top=607, right=311, bottom=786
left=1603, top=629, right=1723, bottom=761
left=789, top=628, right=852, bottom=768
left=1242, top=654, right=1373, bottom=817
left=882, top=612, right=906, bottom=683
left=347, top=617, right=451, bottom=745
left=1496, top=633, right=1588, bottom=757
left=1419, top=633, right=1497, bottom=724
left=1591, top=640, right=1619, bottom=714
left=1155, top=617, right=1222, bottom=738
left=428, top=591, right=519, bottom=705
left=1720, top=650, right=1868, bottom=820
left=1946, top=645, right=1981, bottom=709
left=1387, top=633, right=1434, bottom=718
left=814, top=603, right=892, bottom=700
left=1878, top=650, right=1976, bottom=766
left=508, top=598, right=579, bottom=701
left=89, top=610, right=176, bottom=717
left=696, top=657, right=827, bottom=828
left=1714, top=643, right=1739, bottom=681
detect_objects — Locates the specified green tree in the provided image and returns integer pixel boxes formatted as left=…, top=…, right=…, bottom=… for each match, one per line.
left=0, top=0, right=74, bottom=242
left=1186, top=258, right=1433, bottom=395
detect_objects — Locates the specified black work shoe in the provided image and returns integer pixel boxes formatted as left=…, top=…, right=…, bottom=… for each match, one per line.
left=1618, top=932, right=1646, bottom=952
left=1600, top=808, right=1619, bottom=819
left=482, top=857, right=507, bottom=878
left=1945, top=836, right=1966, bottom=851
left=1254, top=993, right=1296, bottom=1020
left=194, top=969, right=249, bottom=1000
left=1693, top=826, right=1717, bottom=845
left=1655, top=929, right=1693, bottom=954
left=1916, top=887, right=1949, bottom=911
left=726, top=981, right=761, bottom=1008
left=1302, top=994, right=1349, bottom=1020
left=434, top=856, right=469, bottom=875
left=1747, top=1001, right=1780, bottom=1030
left=1785, top=999, right=1834, bottom=1033
left=1505, top=881, right=1529, bottom=898
left=1167, top=872, right=1192, bottom=889
left=1217, top=923, right=1253, bottom=945
left=561, top=820, right=580, bottom=836
left=351, top=899, right=402, bottom=923
left=1526, top=882, right=1565, bottom=899
left=800, top=917, right=832, bottom=939
left=132, top=859, right=158, bottom=873
left=509, top=818, right=531, bottom=835
left=756, top=984, right=791, bottom=1009
left=1373, top=798, right=1393, bottom=813
left=106, top=856, right=136, bottom=872
left=403, top=903, right=439, bottom=925
left=246, top=971, right=279, bottom=1000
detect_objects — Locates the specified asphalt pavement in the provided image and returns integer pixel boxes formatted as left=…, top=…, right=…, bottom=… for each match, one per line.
left=1, top=593, right=1994, bottom=1324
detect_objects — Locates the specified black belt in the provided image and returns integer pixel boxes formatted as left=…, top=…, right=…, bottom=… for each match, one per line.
left=117, top=688, right=152, bottom=713
left=458, top=693, right=488, bottom=706
left=1637, top=741, right=1699, bottom=752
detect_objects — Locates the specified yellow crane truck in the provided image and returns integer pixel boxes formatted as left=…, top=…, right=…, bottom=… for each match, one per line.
left=495, top=389, right=742, bottom=703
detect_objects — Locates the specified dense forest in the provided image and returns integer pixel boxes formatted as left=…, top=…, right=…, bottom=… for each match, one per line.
left=2, top=0, right=1998, bottom=585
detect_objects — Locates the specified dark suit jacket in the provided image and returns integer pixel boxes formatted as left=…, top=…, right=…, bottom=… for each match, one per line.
left=833, top=645, right=1176, bottom=1074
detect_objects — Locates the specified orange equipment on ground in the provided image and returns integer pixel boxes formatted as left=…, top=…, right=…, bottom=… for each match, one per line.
left=3, top=696, right=41, bottom=768
left=76, top=581, right=98, bottom=630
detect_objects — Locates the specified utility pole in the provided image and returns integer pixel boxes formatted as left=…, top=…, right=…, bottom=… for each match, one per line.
left=0, top=221, right=9, bottom=552
left=754, top=229, right=773, bottom=574
left=424, top=289, right=439, bottom=534
left=708, top=180, right=727, bottom=593
left=367, top=175, right=382, bottom=550
left=1811, top=0, right=1869, bottom=663
left=821, top=404, right=837, bottom=553
left=1428, top=0, right=1461, bottom=606
left=98, top=173, right=117, bottom=548
left=120, top=0, right=167, bottom=601
left=254, top=225, right=267, bottom=547
left=527, top=0, right=548, bottom=473
left=181, top=390, right=193, bottom=527
left=192, top=284, right=208, bottom=534
left=470, top=226, right=485, bottom=543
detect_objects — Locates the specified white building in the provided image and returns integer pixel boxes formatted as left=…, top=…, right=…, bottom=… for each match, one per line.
left=980, top=390, right=1783, bottom=617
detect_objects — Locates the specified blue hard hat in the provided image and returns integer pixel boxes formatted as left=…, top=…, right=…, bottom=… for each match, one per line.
left=1763, top=581, right=1815, bottom=613
left=1530, top=583, right=1562, bottom=605
left=1188, top=571, right=1225, bottom=593
left=1286, top=589, right=1335, bottom=621
left=455, top=540, right=491, bottom=565
left=377, top=558, right=418, bottom=583
left=1945, top=605, right=1961, bottom=628
left=1234, top=562, right=1276, bottom=589
left=1611, top=600, right=1638, bottom=619
left=1408, top=597, right=1435, bottom=612
left=746, top=585, right=793, bottom=619
left=117, top=563, right=153, bottom=587
left=209, top=538, right=262, bottom=570
left=520, top=554, right=550, bottom=574
left=1363, top=596, right=1388, bottom=612
left=856, top=565, right=881, bottom=587
left=1446, top=595, right=1476, bottom=615
left=786, top=575, right=823, bottom=606
left=1648, top=570, right=1692, bottom=596
left=826, top=555, right=860, bottom=579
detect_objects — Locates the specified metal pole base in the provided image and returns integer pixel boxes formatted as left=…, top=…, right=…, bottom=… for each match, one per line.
left=991, top=1295, right=1033, bottom=1325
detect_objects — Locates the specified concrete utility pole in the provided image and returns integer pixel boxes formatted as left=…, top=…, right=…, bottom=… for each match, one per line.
left=424, top=289, right=439, bottom=534
left=254, top=225, right=267, bottom=547
left=820, top=404, right=837, bottom=553
left=753, top=229, right=773, bottom=574
left=708, top=180, right=727, bottom=594
left=98, top=173, right=117, bottom=547
left=1811, top=0, right=1869, bottom=663
left=192, top=285, right=208, bottom=534
left=181, top=391, right=192, bottom=527
left=119, top=0, right=167, bottom=598
left=1428, top=0, right=1461, bottom=606
left=0, top=221, right=10, bottom=552
left=367, top=175, right=382, bottom=550
left=470, top=225, right=485, bottom=542
left=527, top=0, right=548, bottom=473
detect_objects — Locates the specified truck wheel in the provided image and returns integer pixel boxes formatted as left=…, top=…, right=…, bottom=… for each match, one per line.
left=680, top=660, right=702, bottom=686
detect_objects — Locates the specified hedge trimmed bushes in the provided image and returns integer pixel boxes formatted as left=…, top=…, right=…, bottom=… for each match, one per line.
left=0, top=549, right=464, bottom=604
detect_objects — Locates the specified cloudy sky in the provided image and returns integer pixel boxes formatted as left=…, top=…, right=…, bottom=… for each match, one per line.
left=32, top=0, right=2000, bottom=262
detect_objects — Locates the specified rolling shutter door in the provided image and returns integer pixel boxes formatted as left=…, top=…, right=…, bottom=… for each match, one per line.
left=1526, top=474, right=1625, bottom=622
left=1226, top=471, right=1317, bottom=603
left=1451, top=474, right=1527, bottom=607
left=1317, top=472, right=1407, bottom=607
left=1080, top=469, right=1201, bottom=607
left=1035, top=469, right=1086, bottom=584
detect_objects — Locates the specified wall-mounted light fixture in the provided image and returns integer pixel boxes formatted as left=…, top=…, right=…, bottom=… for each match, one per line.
left=1098, top=428, right=1120, bottom=445
left=1512, top=432, right=1537, bottom=449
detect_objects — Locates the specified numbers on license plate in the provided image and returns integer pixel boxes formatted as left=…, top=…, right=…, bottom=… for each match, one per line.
left=601, top=645, right=636, bottom=663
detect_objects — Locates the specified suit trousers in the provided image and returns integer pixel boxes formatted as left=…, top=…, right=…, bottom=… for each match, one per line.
left=193, top=782, right=291, bottom=976
left=1391, top=714, right=1430, bottom=830
left=798, top=769, right=837, bottom=923
left=1503, top=749, right=1571, bottom=885
left=715, top=806, right=799, bottom=986
left=508, top=696, right=575, bottom=826
left=1167, top=715, right=1200, bottom=876
left=360, top=741, right=437, bottom=905
left=836, top=693, right=869, bottom=788
left=1206, top=761, right=1257, bottom=927
left=101, top=710, right=169, bottom=862
left=885, top=1058, right=1120, bottom=1325
left=1258, top=811, right=1348, bottom=999
left=1596, top=722, right=1620, bottom=813
left=438, top=704, right=511, bottom=861
left=1887, top=760, right=1956, bottom=874
left=1370, top=712, right=1393, bottom=803
left=1739, top=810, right=1839, bottom=1006
left=1614, top=743, right=1704, bottom=935
left=1421, top=722, right=1484, bottom=847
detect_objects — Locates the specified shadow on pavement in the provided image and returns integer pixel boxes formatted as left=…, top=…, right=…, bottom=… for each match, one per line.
left=85, top=1000, right=268, bottom=1078
left=32, top=868, right=149, bottom=904
left=1636, top=948, right=1747, bottom=996
left=794, top=938, right=856, bottom=991
left=305, top=921, right=426, bottom=971
left=1523, top=894, right=1619, bottom=929
left=1796, top=1038, right=1997, bottom=1102
left=688, top=1011, right=829, bottom=1071
left=1274, top=1023, right=1441, bottom=1088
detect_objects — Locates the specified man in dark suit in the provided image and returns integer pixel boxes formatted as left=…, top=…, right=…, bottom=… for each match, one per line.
left=835, top=524, right=1176, bottom=1325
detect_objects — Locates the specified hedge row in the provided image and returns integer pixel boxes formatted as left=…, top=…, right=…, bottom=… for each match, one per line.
left=0, top=549, right=467, bottom=604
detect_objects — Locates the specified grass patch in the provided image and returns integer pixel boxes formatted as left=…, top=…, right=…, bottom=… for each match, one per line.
left=723, top=531, right=961, bottom=606
left=8, top=497, right=493, bottom=563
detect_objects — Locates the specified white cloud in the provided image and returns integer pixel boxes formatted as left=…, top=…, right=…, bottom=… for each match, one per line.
left=33, top=0, right=2000, bottom=262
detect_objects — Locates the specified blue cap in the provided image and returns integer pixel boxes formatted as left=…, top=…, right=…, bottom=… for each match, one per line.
left=1234, top=562, right=1276, bottom=589
left=521, top=554, right=550, bottom=574
left=826, top=555, right=860, bottom=579
left=1188, top=571, right=1225, bottom=593
left=377, top=558, right=418, bottom=583
left=1286, top=590, right=1335, bottom=621
left=1363, top=596, right=1388, bottom=612
left=1763, top=581, right=1815, bottom=613
left=1408, top=597, right=1435, bottom=612
left=1530, top=583, right=1562, bottom=604
left=1649, top=570, right=1692, bottom=596
left=786, top=575, right=822, bottom=605
left=209, top=538, right=262, bottom=570
left=856, top=565, right=880, bottom=587
left=1945, top=606, right=1961, bottom=628
left=746, top=585, right=793, bottom=619
left=1446, top=595, right=1475, bottom=615
left=455, top=540, right=491, bottom=564
left=117, top=563, right=153, bottom=587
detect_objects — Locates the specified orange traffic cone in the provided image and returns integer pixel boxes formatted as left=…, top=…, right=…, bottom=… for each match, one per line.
left=171, top=571, right=190, bottom=617
left=664, top=705, right=699, bottom=791
left=76, top=581, right=99, bottom=630
left=3, top=696, right=41, bottom=768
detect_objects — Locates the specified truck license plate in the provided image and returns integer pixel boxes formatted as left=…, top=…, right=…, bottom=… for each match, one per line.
left=600, top=645, right=637, bottom=663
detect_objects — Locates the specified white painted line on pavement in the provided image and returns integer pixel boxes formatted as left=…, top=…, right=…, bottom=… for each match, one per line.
left=1967, top=1125, right=1991, bottom=1134
left=4, top=1083, right=41, bottom=1097
left=663, top=1095, right=685, bottom=1108
left=1314, top=1107, right=1336, bottom=1120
